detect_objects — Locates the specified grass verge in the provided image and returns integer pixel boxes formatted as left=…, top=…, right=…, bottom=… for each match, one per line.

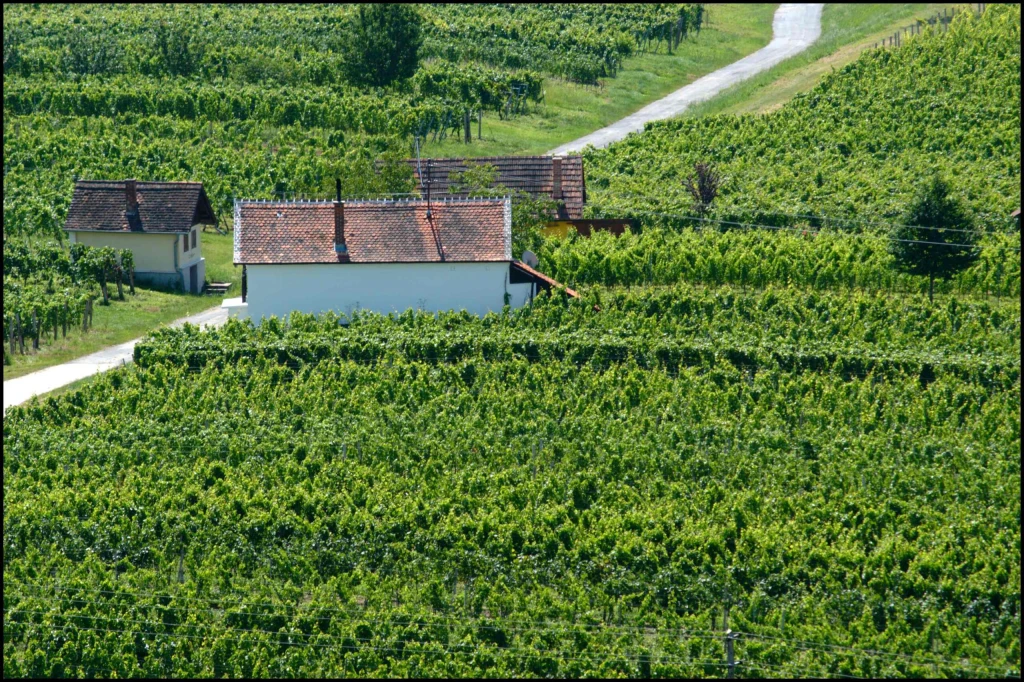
left=684, top=3, right=958, bottom=117
left=202, top=230, right=242, bottom=294
left=3, top=288, right=216, bottom=380
left=420, top=4, right=779, bottom=157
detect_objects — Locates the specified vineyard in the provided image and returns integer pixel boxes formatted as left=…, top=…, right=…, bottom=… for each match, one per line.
left=4, top=4, right=1023, bottom=678
left=3, top=240, right=137, bottom=365
left=583, top=5, right=1021, bottom=232
left=4, top=284, right=1020, bottom=677
left=2, top=3, right=702, bottom=240
left=536, top=227, right=1021, bottom=299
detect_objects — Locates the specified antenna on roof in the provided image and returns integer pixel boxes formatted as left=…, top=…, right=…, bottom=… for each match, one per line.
left=414, top=136, right=424, bottom=190
left=425, top=160, right=433, bottom=220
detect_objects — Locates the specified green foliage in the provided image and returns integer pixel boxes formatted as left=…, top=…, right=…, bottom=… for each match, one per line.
left=585, top=5, right=1021, bottom=232
left=535, top=227, right=1020, bottom=298
left=422, top=4, right=704, bottom=84
left=151, top=20, right=206, bottom=78
left=341, top=4, right=424, bottom=88
left=4, top=285, right=1020, bottom=677
left=890, top=176, right=979, bottom=300
left=62, top=26, right=122, bottom=76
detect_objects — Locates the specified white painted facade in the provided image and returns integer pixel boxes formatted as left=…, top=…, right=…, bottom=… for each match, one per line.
left=235, top=262, right=534, bottom=321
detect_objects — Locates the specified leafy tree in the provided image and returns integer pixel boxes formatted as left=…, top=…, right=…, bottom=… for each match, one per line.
left=152, top=21, right=206, bottom=77
left=63, top=27, right=122, bottom=75
left=4, top=25, right=24, bottom=75
left=889, top=176, right=979, bottom=301
left=341, top=4, right=423, bottom=88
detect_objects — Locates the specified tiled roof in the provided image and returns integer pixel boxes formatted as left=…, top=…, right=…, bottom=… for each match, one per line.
left=511, top=261, right=579, bottom=298
left=234, top=198, right=511, bottom=264
left=64, top=180, right=218, bottom=233
left=403, top=156, right=586, bottom=220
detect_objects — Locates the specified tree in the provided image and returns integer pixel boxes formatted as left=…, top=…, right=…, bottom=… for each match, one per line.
left=889, top=176, right=979, bottom=301
left=683, top=161, right=721, bottom=219
left=63, top=26, right=122, bottom=75
left=153, top=21, right=206, bottom=77
left=341, top=4, right=422, bottom=88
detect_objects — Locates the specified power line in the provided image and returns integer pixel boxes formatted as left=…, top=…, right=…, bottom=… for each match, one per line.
left=3, top=585, right=724, bottom=641
left=2, top=620, right=731, bottom=672
left=737, top=631, right=1013, bottom=671
left=596, top=187, right=1017, bottom=236
left=584, top=204, right=1021, bottom=251
left=4, top=605, right=1012, bottom=677
left=4, top=580, right=722, bottom=638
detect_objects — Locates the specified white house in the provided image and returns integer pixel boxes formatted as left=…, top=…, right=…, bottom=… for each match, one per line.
left=64, top=179, right=216, bottom=293
left=224, top=196, right=576, bottom=322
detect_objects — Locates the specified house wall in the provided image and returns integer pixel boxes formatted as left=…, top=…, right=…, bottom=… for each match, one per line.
left=180, top=225, right=202, bottom=266
left=68, top=231, right=178, bottom=273
left=245, top=262, right=534, bottom=322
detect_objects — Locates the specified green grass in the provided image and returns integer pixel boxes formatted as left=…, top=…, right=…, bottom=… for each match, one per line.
left=420, top=4, right=779, bottom=157
left=685, top=3, right=959, bottom=117
left=202, top=230, right=242, bottom=294
left=2, top=287, right=216, bottom=380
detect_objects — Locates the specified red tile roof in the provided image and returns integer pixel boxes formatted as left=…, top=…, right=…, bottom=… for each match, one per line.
left=234, top=198, right=511, bottom=264
left=403, top=156, right=586, bottom=219
left=64, top=180, right=217, bottom=233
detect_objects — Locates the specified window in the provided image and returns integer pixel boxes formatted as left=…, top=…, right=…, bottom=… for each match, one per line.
left=191, top=229, right=197, bottom=250
left=183, top=234, right=188, bottom=253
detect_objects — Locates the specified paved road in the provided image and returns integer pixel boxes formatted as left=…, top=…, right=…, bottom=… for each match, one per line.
left=548, top=4, right=823, bottom=156
left=3, top=305, right=228, bottom=412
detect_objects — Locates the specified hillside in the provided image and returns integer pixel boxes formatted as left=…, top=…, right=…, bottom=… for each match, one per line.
left=4, top=286, right=1019, bottom=677
left=3, top=5, right=1021, bottom=679
left=584, top=5, right=1021, bottom=230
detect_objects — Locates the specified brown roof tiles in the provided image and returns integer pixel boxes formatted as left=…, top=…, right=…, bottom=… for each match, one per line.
left=404, top=156, right=586, bottom=219
left=64, top=180, right=218, bottom=233
left=234, top=198, right=511, bottom=264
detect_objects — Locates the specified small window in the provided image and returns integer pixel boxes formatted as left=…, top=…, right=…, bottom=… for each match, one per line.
left=183, top=234, right=188, bottom=253
left=191, top=229, right=197, bottom=250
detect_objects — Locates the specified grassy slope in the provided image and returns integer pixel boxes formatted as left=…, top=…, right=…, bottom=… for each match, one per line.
left=685, top=3, right=958, bottom=117
left=420, top=4, right=779, bottom=158
left=3, top=288, right=216, bottom=380
left=4, top=231, right=238, bottom=381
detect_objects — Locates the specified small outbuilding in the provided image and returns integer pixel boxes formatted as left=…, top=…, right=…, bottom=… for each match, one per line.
left=64, top=179, right=217, bottom=293
left=225, top=195, right=576, bottom=322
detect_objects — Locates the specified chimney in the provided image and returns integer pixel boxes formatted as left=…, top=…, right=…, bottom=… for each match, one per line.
left=125, top=179, right=139, bottom=214
left=334, top=200, right=349, bottom=262
left=336, top=178, right=342, bottom=203
left=552, top=158, right=563, bottom=199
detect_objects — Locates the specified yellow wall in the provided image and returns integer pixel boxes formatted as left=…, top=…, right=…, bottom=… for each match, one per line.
left=69, top=231, right=179, bottom=273
left=541, top=221, right=576, bottom=238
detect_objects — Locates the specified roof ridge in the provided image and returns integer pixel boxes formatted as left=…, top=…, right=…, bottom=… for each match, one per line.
left=75, top=180, right=203, bottom=186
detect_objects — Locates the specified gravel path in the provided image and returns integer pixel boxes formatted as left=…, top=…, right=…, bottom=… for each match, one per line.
left=3, top=305, right=227, bottom=412
left=548, top=4, right=823, bottom=156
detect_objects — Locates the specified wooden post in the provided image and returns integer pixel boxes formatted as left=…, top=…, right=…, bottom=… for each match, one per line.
left=62, top=303, right=68, bottom=338
left=8, top=318, right=15, bottom=356
left=478, top=110, right=482, bottom=140
left=16, top=313, right=25, bottom=354
left=464, top=110, right=471, bottom=143
left=31, top=310, right=39, bottom=350
left=128, top=267, right=135, bottom=295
